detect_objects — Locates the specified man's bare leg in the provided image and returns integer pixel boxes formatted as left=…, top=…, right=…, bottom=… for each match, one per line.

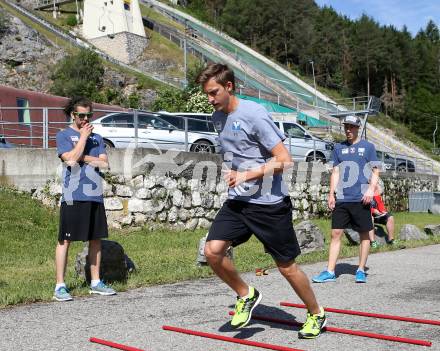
left=276, top=260, right=320, bottom=315
left=55, top=240, right=70, bottom=284
left=205, top=240, right=249, bottom=297
left=327, top=229, right=343, bottom=272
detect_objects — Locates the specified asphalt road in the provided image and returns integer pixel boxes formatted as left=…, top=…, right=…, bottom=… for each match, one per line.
left=1, top=244, right=440, bottom=351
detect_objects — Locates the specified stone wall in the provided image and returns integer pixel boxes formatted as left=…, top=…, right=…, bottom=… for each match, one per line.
left=16, top=148, right=437, bottom=230
left=90, top=32, right=149, bottom=64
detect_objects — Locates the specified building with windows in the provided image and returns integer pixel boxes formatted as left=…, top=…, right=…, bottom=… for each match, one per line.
left=0, top=85, right=124, bottom=147
left=83, top=0, right=149, bottom=63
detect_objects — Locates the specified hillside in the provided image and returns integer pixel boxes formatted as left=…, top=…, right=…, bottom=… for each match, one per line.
left=169, top=0, right=440, bottom=157
left=0, top=3, right=172, bottom=108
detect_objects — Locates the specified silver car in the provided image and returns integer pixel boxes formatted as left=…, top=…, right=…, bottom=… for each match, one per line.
left=157, top=112, right=219, bottom=153
left=91, top=112, right=219, bottom=153
left=273, top=120, right=333, bottom=162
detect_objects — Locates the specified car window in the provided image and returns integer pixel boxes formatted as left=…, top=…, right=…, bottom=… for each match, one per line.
left=284, top=123, right=305, bottom=138
left=170, top=115, right=212, bottom=133
left=274, top=122, right=280, bottom=129
left=159, top=115, right=184, bottom=129
left=188, top=118, right=210, bottom=132
left=139, top=114, right=173, bottom=130
left=101, top=116, right=114, bottom=127
left=187, top=115, right=216, bottom=132
left=111, top=114, right=134, bottom=128
left=184, top=115, right=207, bottom=121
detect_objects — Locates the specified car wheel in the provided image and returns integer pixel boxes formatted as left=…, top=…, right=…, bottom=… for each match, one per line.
left=104, top=139, right=114, bottom=148
left=306, top=152, right=326, bottom=163
left=190, top=140, right=214, bottom=153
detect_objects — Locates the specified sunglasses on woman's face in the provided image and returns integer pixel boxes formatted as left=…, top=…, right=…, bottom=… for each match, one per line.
left=73, top=112, right=93, bottom=119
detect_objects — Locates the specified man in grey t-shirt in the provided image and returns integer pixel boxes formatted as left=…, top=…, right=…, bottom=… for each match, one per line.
left=196, top=63, right=326, bottom=339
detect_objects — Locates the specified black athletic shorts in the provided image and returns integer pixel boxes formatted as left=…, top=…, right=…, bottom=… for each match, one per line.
left=332, top=202, right=373, bottom=232
left=207, top=196, right=301, bottom=262
left=373, top=212, right=392, bottom=225
left=58, top=201, right=108, bottom=242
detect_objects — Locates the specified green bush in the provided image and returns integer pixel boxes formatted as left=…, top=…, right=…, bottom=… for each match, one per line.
left=151, top=87, right=186, bottom=112
left=185, top=88, right=213, bottom=113
left=50, top=48, right=104, bottom=100
left=65, top=15, right=77, bottom=27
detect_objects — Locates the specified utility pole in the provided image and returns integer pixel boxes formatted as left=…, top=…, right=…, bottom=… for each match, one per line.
left=309, top=60, right=317, bottom=107
left=183, top=20, right=188, bottom=88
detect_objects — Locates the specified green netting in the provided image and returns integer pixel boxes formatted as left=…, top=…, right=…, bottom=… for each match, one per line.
left=297, top=111, right=331, bottom=127
left=185, top=21, right=336, bottom=110
left=237, top=94, right=296, bottom=113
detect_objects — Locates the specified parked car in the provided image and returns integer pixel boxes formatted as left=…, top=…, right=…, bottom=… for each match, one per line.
left=158, top=112, right=215, bottom=133
left=157, top=112, right=218, bottom=153
left=273, top=120, right=333, bottom=162
left=90, top=112, right=219, bottom=153
left=376, top=150, right=415, bottom=172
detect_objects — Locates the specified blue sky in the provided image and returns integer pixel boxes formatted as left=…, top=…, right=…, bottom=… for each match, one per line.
left=315, top=0, right=440, bottom=36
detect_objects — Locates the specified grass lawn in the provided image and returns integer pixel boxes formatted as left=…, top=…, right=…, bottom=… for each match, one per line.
left=1, top=188, right=439, bottom=308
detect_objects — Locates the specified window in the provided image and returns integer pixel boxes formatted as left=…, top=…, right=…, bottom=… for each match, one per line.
left=101, top=116, right=114, bottom=127
left=16, top=98, right=30, bottom=125
left=188, top=118, right=210, bottom=132
left=158, top=115, right=184, bottom=129
left=110, top=114, right=133, bottom=128
left=164, top=114, right=215, bottom=133
left=139, top=114, right=172, bottom=130
left=284, top=123, right=305, bottom=138
left=274, top=122, right=280, bottom=129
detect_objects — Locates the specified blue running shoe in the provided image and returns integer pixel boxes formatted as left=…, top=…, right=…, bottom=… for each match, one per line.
left=90, top=281, right=117, bottom=296
left=312, top=271, right=336, bottom=283
left=53, top=286, right=73, bottom=302
left=355, top=270, right=366, bottom=283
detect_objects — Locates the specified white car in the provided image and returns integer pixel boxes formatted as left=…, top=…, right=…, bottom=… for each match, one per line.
left=91, top=112, right=220, bottom=153
left=273, top=120, right=333, bottom=162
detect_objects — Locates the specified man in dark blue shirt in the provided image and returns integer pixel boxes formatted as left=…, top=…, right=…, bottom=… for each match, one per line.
left=313, top=115, right=379, bottom=284
left=54, top=97, right=116, bottom=301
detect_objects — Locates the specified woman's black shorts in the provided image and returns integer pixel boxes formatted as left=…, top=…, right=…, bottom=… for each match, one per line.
left=58, top=201, right=108, bottom=242
left=207, top=196, right=301, bottom=262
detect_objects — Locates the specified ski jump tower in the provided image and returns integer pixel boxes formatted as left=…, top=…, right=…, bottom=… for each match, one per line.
left=83, top=0, right=148, bottom=63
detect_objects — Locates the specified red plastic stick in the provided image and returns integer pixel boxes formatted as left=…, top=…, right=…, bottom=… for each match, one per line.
left=162, top=325, right=305, bottom=351
left=228, top=312, right=431, bottom=347
left=280, top=302, right=440, bottom=326
left=90, top=337, right=146, bottom=351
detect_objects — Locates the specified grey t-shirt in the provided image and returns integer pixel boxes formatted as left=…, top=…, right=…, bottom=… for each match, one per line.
left=212, top=98, right=288, bottom=204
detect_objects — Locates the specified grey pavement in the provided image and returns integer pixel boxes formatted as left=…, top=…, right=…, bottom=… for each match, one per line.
left=1, top=244, right=440, bottom=351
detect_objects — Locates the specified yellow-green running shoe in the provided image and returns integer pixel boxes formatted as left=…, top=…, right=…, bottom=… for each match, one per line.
left=298, top=306, right=327, bottom=339
left=230, top=286, right=262, bottom=329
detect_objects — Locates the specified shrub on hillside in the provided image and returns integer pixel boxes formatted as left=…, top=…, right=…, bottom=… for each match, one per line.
left=151, top=88, right=186, bottom=112
left=185, top=88, right=213, bottom=113
left=65, top=15, right=77, bottom=27
left=50, top=48, right=104, bottom=100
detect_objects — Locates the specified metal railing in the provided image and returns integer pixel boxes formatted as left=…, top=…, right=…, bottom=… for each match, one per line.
left=1, top=107, right=329, bottom=161
left=0, top=107, right=220, bottom=152
left=0, top=107, right=435, bottom=174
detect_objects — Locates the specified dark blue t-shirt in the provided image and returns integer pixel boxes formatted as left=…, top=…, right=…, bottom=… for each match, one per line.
left=56, top=127, right=106, bottom=203
left=331, top=140, right=379, bottom=202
